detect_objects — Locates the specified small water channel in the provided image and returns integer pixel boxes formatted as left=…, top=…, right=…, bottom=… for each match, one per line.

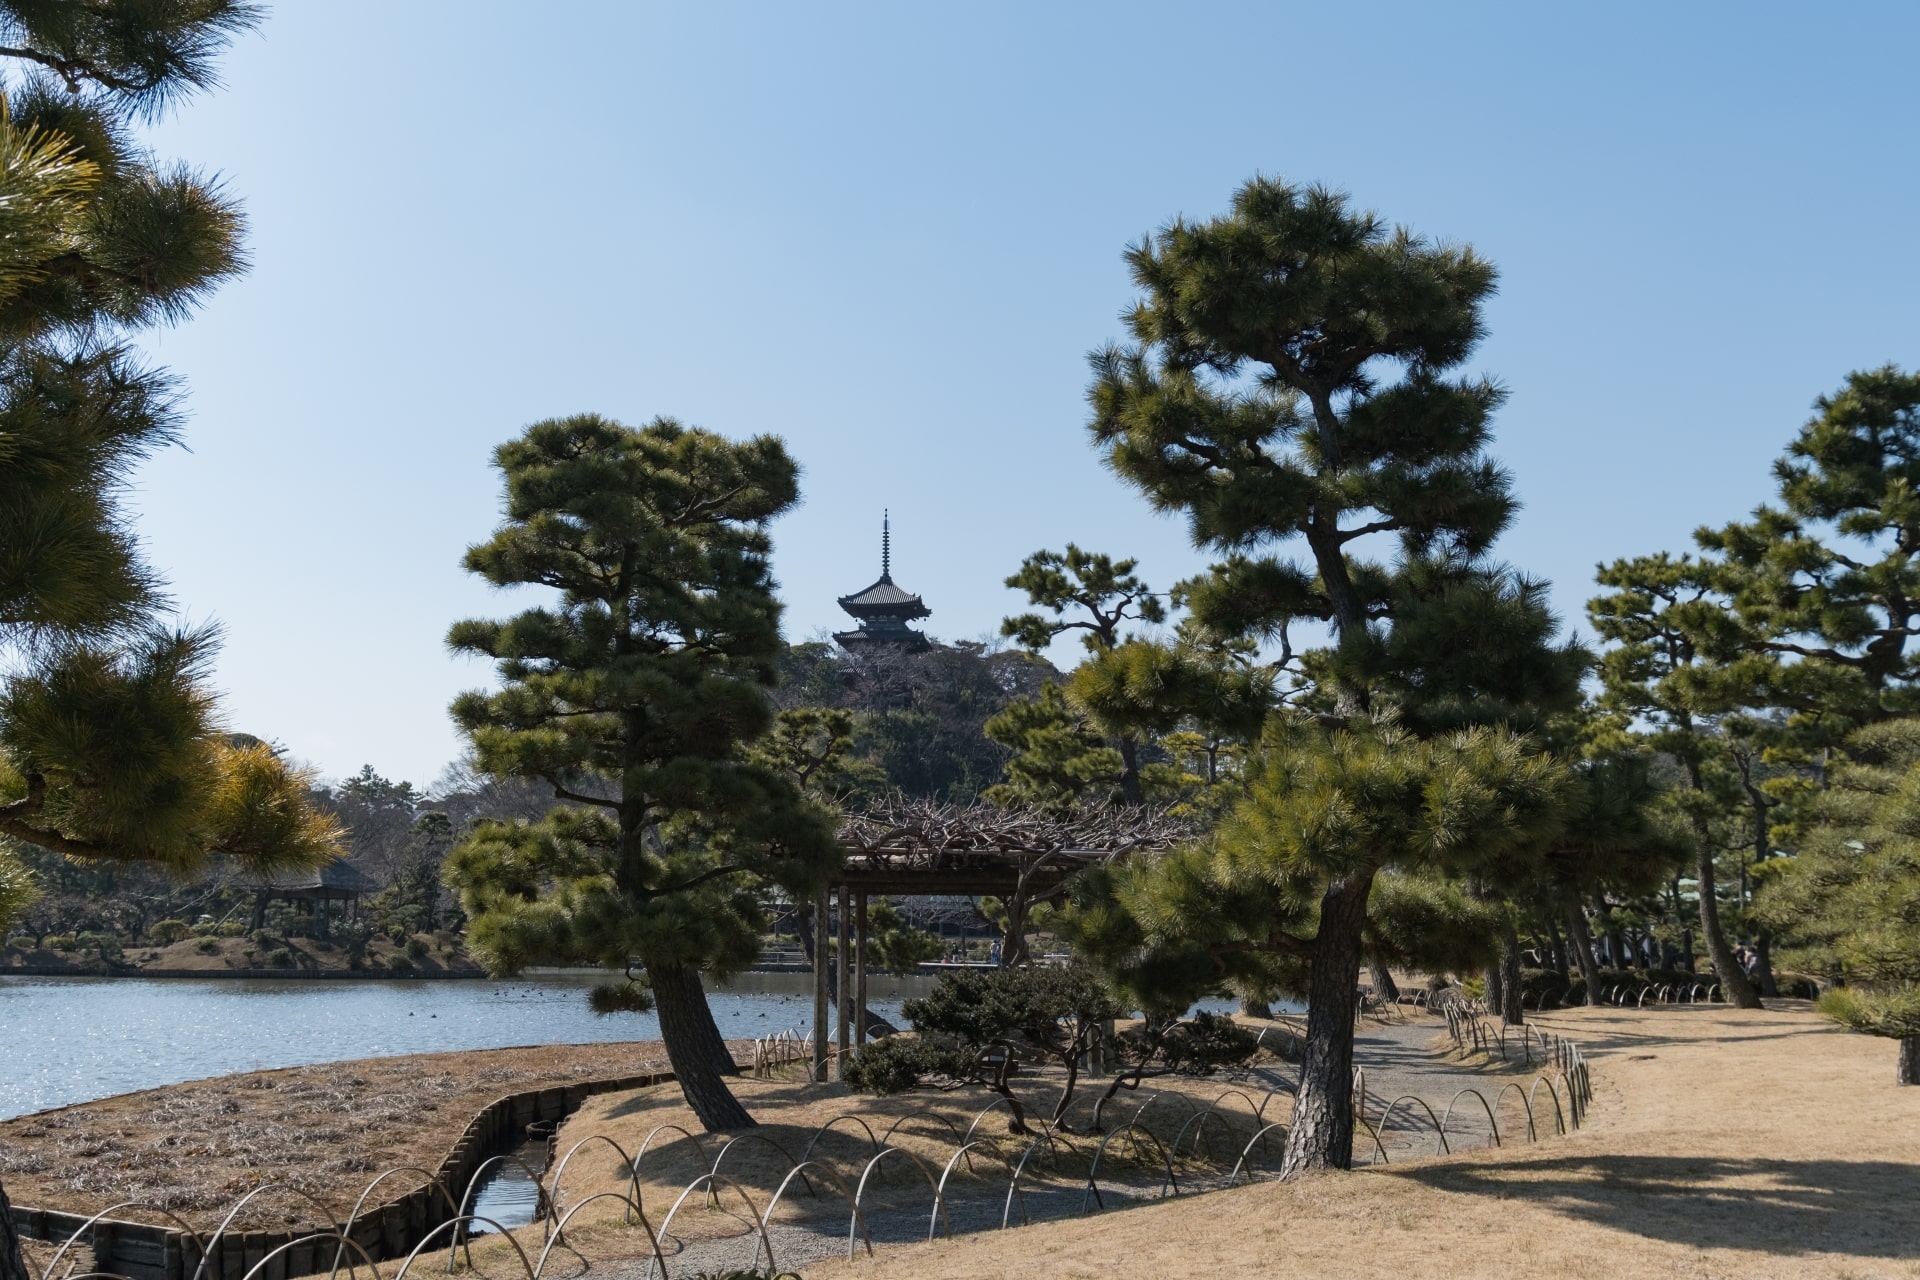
left=466, top=1133, right=552, bottom=1234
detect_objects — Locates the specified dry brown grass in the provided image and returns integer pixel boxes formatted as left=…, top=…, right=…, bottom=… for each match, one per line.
left=0, top=1042, right=692, bottom=1227
left=796, top=1004, right=1920, bottom=1280
left=540, top=1051, right=1299, bottom=1248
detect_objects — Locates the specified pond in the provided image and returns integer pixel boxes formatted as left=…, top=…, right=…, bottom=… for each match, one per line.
left=0, top=972, right=906, bottom=1119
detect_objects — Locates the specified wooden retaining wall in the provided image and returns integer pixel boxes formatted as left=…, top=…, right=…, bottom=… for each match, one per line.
left=12, top=1068, right=681, bottom=1280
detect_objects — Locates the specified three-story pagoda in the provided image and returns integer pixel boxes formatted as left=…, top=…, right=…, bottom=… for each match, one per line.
left=833, top=512, right=931, bottom=651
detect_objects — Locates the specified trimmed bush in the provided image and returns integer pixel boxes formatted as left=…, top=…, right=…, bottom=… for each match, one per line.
left=216, top=922, right=248, bottom=937
left=403, top=936, right=429, bottom=961
left=149, top=919, right=192, bottom=944
left=44, top=934, right=77, bottom=951
left=842, top=1037, right=969, bottom=1095
left=5, top=936, right=33, bottom=950
left=264, top=948, right=294, bottom=968
left=194, top=938, right=222, bottom=955
left=386, top=955, right=416, bottom=976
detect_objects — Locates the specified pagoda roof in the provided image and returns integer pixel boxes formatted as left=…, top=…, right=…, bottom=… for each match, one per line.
left=837, top=573, right=931, bottom=617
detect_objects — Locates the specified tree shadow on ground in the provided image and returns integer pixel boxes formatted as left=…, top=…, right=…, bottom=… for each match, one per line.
left=1390, top=1154, right=1920, bottom=1258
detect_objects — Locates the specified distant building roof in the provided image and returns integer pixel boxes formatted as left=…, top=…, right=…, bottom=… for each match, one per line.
left=247, top=858, right=380, bottom=895
left=836, top=574, right=931, bottom=616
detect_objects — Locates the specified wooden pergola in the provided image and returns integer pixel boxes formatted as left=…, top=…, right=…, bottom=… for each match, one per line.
left=811, top=801, right=1190, bottom=1076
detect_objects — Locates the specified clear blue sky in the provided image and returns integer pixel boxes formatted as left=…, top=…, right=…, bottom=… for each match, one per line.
left=125, top=2, right=1920, bottom=786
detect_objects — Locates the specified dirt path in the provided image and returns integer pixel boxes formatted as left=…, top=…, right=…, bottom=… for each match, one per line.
left=794, top=1003, right=1920, bottom=1280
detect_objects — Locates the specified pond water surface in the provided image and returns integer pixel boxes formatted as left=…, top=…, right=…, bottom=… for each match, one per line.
left=0, top=973, right=899, bottom=1119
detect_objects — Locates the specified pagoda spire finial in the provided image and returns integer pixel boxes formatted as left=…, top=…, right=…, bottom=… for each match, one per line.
left=882, top=509, right=891, bottom=581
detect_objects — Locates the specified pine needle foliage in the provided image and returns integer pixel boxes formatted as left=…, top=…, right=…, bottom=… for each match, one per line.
left=1062, top=718, right=1572, bottom=1015
left=1756, top=718, right=1920, bottom=1074
left=1696, top=365, right=1920, bottom=729
left=0, top=4, right=325, bottom=888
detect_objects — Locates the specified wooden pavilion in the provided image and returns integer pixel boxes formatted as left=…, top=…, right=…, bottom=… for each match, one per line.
left=245, top=857, right=380, bottom=937
left=810, top=800, right=1190, bottom=1076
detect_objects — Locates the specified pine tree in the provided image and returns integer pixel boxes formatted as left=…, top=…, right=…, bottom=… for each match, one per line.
left=1698, top=366, right=1920, bottom=725
left=982, top=683, right=1122, bottom=811
left=1079, top=177, right=1582, bottom=1174
left=1757, top=718, right=1920, bottom=1081
left=440, top=414, right=840, bottom=1131
left=1589, top=553, right=1770, bottom=1008
left=0, top=10, right=341, bottom=1280
left=1002, top=546, right=1165, bottom=801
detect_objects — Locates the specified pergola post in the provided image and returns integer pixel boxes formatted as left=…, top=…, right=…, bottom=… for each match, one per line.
left=812, top=884, right=831, bottom=1081
left=836, top=886, right=853, bottom=1074
left=855, top=892, right=870, bottom=1047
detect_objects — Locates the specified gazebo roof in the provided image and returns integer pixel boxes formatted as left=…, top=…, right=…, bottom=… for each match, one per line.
left=247, top=857, right=380, bottom=895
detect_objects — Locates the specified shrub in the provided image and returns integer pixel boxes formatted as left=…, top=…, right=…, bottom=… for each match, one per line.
left=189, top=922, right=218, bottom=937
left=44, top=934, right=77, bottom=951
left=1774, top=972, right=1821, bottom=999
left=1139, top=1010, right=1258, bottom=1073
left=841, top=1037, right=969, bottom=1095
left=404, top=936, right=429, bottom=961
left=264, top=948, right=294, bottom=968
left=216, top=922, right=248, bottom=938
left=149, top=919, right=192, bottom=944
left=6, top=936, right=33, bottom=950
left=386, top=955, right=415, bottom=976
left=194, top=938, right=222, bottom=955
left=1518, top=968, right=1571, bottom=1009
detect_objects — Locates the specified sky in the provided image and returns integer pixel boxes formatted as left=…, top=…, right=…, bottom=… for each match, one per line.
left=119, top=2, right=1920, bottom=787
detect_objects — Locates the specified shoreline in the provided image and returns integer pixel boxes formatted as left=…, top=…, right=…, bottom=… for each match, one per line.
left=0, top=963, right=948, bottom=994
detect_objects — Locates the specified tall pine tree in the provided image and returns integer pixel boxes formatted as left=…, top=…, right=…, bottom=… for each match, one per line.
left=1079, top=177, right=1583, bottom=1174
left=441, top=414, right=840, bottom=1131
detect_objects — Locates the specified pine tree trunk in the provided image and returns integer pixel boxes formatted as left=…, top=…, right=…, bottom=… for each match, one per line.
left=1240, top=995, right=1274, bottom=1020
left=1499, top=920, right=1525, bottom=1026
left=1367, top=961, right=1399, bottom=1004
left=1484, top=962, right=1504, bottom=1016
left=1754, top=928, right=1779, bottom=998
left=1898, top=1036, right=1919, bottom=1086
left=1566, top=908, right=1602, bottom=1006
left=1545, top=915, right=1570, bottom=981
left=1, top=1172, right=29, bottom=1280
left=1696, top=852, right=1763, bottom=1009
left=1277, top=870, right=1373, bottom=1178
left=1117, top=736, right=1144, bottom=806
left=651, top=961, right=754, bottom=1130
